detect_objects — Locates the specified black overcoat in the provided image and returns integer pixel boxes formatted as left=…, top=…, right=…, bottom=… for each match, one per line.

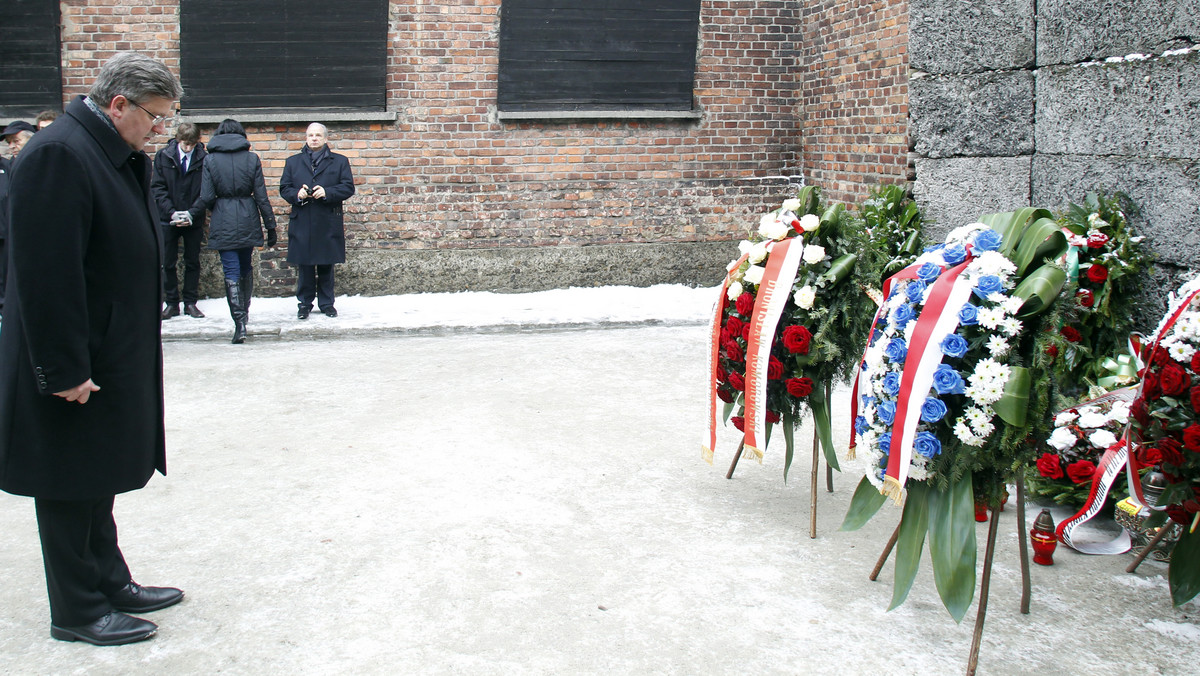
left=279, top=146, right=354, bottom=265
left=0, top=95, right=166, bottom=500
left=195, top=133, right=276, bottom=251
left=150, top=137, right=207, bottom=229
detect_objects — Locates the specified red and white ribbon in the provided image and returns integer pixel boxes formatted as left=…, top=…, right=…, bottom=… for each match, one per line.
left=1056, top=438, right=1133, bottom=554
left=703, top=253, right=750, bottom=464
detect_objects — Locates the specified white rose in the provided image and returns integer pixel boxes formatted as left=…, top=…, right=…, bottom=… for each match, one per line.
left=748, top=241, right=769, bottom=264
left=1047, top=426, right=1078, bottom=452
left=744, top=265, right=766, bottom=285
left=727, top=281, right=744, bottom=300
left=799, top=213, right=820, bottom=233
left=1054, top=410, right=1078, bottom=426
left=781, top=198, right=802, bottom=212
left=1089, top=429, right=1118, bottom=449
left=802, top=244, right=827, bottom=265
left=759, top=216, right=790, bottom=241
left=794, top=285, right=816, bottom=309
left=738, top=240, right=754, bottom=256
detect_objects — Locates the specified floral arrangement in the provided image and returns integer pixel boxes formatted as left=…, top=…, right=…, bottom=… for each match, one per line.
left=1030, top=395, right=1133, bottom=507
left=1127, top=274, right=1200, bottom=606
left=706, top=186, right=870, bottom=477
left=842, top=209, right=1070, bottom=622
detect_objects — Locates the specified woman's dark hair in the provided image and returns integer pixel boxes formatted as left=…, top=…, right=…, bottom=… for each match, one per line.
left=214, top=118, right=245, bottom=137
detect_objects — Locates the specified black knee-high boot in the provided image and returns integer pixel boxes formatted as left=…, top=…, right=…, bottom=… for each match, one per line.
left=240, top=275, right=253, bottom=323
left=225, top=279, right=246, bottom=344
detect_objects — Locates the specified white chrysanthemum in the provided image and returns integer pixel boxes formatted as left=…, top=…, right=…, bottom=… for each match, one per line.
left=1089, top=429, right=1118, bottom=449
left=987, top=292, right=1009, bottom=305
left=794, top=284, right=816, bottom=309
left=1047, top=426, right=1078, bottom=451
left=986, top=335, right=1011, bottom=356
left=1077, top=410, right=1109, bottom=429
left=759, top=215, right=790, bottom=241
left=974, top=358, right=1007, bottom=381
left=1168, top=340, right=1197, bottom=363
left=972, top=251, right=1017, bottom=277
left=743, top=265, right=766, bottom=285
left=973, top=418, right=995, bottom=439
left=1001, top=317, right=1022, bottom=337
left=781, top=198, right=802, bottom=212
left=747, top=241, right=769, bottom=264
left=727, top=281, right=744, bottom=300
left=802, top=244, right=827, bottom=265
left=947, top=222, right=987, bottom=243
left=908, top=463, right=931, bottom=482
left=954, top=420, right=978, bottom=445
left=799, top=213, right=820, bottom=233
left=978, top=307, right=1004, bottom=329
left=863, top=346, right=886, bottom=370
left=903, top=320, right=917, bottom=344
left=1003, top=296, right=1025, bottom=314
left=965, top=407, right=989, bottom=428
left=1054, top=410, right=1078, bottom=426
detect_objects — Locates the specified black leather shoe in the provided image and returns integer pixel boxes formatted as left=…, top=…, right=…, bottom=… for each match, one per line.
left=50, top=611, right=157, bottom=646
left=322, top=307, right=338, bottom=317
left=109, top=582, right=184, bottom=613
left=184, top=303, right=206, bottom=318
left=297, top=307, right=311, bottom=320
left=161, top=304, right=180, bottom=320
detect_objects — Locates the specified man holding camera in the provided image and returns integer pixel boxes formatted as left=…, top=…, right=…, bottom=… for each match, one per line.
left=278, top=122, right=355, bottom=319
left=151, top=122, right=207, bottom=319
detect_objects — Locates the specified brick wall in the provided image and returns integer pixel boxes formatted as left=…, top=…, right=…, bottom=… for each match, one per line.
left=799, top=0, right=910, bottom=206
left=51, top=0, right=805, bottom=295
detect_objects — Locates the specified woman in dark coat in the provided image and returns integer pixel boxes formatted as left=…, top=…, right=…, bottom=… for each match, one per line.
left=195, top=118, right=277, bottom=343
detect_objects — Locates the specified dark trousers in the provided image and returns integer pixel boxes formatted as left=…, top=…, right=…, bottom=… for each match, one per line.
left=34, top=496, right=132, bottom=626
left=163, top=224, right=203, bottom=305
left=296, top=264, right=335, bottom=311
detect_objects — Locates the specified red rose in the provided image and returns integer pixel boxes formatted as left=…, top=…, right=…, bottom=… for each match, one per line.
left=724, top=340, right=743, bottom=363
left=1045, top=344, right=1059, bottom=358
left=1060, top=326, right=1082, bottom=343
left=1191, top=385, right=1200, bottom=413
left=1153, top=348, right=1171, bottom=367
left=1159, top=438, right=1186, bottom=466
left=782, top=325, right=812, bottom=354
left=1192, top=351, right=1200, bottom=373
left=1036, top=453, right=1064, bottom=480
left=716, top=366, right=728, bottom=383
left=1183, top=424, right=1200, bottom=452
left=1136, top=446, right=1163, bottom=469
left=1087, top=231, right=1110, bottom=248
left=765, top=410, right=781, bottom=424
left=717, top=388, right=734, bottom=404
left=785, top=377, right=814, bottom=397
left=767, top=357, right=784, bottom=380
left=1161, top=362, right=1192, bottom=396
left=736, top=292, right=755, bottom=316
left=725, top=316, right=744, bottom=336
left=1086, top=264, right=1109, bottom=283
left=1142, top=372, right=1161, bottom=400
left=1076, top=289, right=1095, bottom=307
left=742, top=324, right=751, bottom=341
left=1131, top=398, right=1151, bottom=427
left=1066, top=459, right=1097, bottom=484
left=731, top=416, right=745, bottom=431
left=728, top=372, right=745, bottom=391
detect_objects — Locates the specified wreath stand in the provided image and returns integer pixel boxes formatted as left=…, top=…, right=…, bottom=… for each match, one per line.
left=867, top=469, right=1035, bottom=676
left=724, top=384, right=836, bottom=539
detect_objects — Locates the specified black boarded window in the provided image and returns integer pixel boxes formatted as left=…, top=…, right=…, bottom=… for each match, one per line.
left=498, top=0, right=701, bottom=113
left=0, top=0, right=62, bottom=118
left=179, top=0, right=387, bottom=113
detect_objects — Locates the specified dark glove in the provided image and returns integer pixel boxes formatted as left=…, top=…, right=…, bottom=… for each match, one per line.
left=266, top=229, right=278, bottom=247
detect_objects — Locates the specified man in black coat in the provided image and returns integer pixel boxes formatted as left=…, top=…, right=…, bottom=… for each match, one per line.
left=151, top=122, right=207, bottom=319
left=0, top=52, right=185, bottom=646
left=279, top=122, right=355, bottom=318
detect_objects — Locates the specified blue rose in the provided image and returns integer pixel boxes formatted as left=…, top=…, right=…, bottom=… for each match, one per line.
left=920, top=397, right=948, bottom=423
left=931, top=364, right=965, bottom=395
left=958, top=302, right=980, bottom=326
left=878, top=432, right=892, bottom=452
left=904, top=280, right=926, bottom=303
left=878, top=401, right=897, bottom=425
left=882, top=372, right=901, bottom=397
left=884, top=338, right=908, bottom=364
left=891, top=303, right=915, bottom=327
left=973, top=229, right=1002, bottom=252
left=861, top=395, right=876, bottom=408
left=855, top=416, right=870, bottom=435
left=973, top=274, right=1003, bottom=298
left=913, top=431, right=942, bottom=458
left=940, top=333, right=969, bottom=359
left=942, top=243, right=967, bottom=265
left=917, top=262, right=942, bottom=282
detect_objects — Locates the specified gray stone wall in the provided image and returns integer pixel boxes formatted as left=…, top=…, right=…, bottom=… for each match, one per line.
left=908, top=0, right=1200, bottom=315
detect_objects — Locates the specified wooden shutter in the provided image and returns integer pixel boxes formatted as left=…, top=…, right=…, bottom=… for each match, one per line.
left=498, top=0, right=701, bottom=113
left=0, top=0, right=62, bottom=117
left=180, top=0, right=387, bottom=113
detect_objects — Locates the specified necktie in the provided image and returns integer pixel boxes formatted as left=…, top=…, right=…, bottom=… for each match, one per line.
left=180, top=155, right=188, bottom=173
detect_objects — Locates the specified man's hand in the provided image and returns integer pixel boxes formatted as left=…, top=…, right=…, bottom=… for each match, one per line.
left=312, top=185, right=326, bottom=200
left=54, top=379, right=100, bottom=404
left=298, top=185, right=310, bottom=201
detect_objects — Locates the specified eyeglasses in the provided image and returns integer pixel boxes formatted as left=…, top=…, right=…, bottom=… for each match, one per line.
left=127, top=98, right=174, bottom=127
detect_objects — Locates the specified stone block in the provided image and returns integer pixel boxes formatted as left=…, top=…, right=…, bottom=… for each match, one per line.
left=1036, top=51, right=1200, bottom=158
left=909, top=71, right=1034, bottom=158
left=912, top=156, right=1032, bottom=237
left=909, top=0, right=1034, bottom=74
left=1037, top=0, right=1200, bottom=65
left=1032, top=154, right=1200, bottom=269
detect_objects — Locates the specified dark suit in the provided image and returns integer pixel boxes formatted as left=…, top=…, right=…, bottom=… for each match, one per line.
left=0, top=96, right=166, bottom=625
left=0, top=155, right=11, bottom=316
left=279, top=145, right=354, bottom=310
left=151, top=138, right=207, bottom=305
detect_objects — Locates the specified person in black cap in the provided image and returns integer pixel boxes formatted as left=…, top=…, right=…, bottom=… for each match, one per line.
left=2, top=120, right=37, bottom=157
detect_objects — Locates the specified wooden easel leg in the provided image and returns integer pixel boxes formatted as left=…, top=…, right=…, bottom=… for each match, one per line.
left=1126, top=526, right=1173, bottom=573
left=1016, top=472, right=1031, bottom=614
left=966, top=507, right=1001, bottom=676
left=870, top=522, right=901, bottom=581
left=809, top=427, right=819, bottom=539
left=725, top=439, right=745, bottom=480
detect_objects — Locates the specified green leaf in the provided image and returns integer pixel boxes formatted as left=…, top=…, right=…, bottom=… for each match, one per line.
left=841, top=476, right=887, bottom=531
left=890, top=482, right=930, bottom=611
left=809, top=384, right=840, bottom=471
left=782, top=410, right=796, bottom=482
left=927, top=475, right=977, bottom=623
left=1170, top=525, right=1200, bottom=606
left=994, top=366, right=1030, bottom=427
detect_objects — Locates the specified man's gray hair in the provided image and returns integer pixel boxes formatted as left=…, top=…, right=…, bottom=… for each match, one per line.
left=89, top=52, right=183, bottom=107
